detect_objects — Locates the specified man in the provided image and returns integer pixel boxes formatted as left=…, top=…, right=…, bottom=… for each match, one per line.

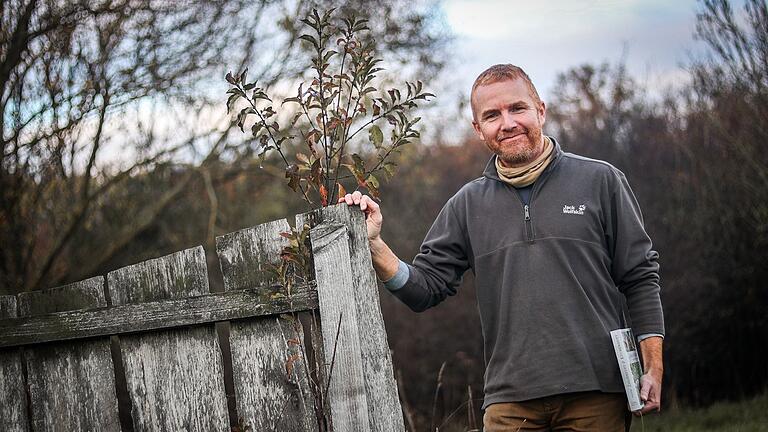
left=340, top=64, right=664, bottom=431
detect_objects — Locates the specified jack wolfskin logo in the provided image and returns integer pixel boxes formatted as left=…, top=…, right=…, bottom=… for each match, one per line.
left=563, top=204, right=586, bottom=215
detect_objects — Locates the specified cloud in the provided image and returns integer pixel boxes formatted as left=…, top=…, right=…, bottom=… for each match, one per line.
left=442, top=0, right=699, bottom=98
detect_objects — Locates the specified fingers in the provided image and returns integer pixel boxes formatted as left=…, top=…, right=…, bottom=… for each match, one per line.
left=639, top=379, right=650, bottom=402
left=339, top=191, right=378, bottom=212
left=636, top=397, right=660, bottom=415
left=363, top=195, right=382, bottom=213
left=340, top=191, right=362, bottom=205
left=634, top=375, right=661, bottom=415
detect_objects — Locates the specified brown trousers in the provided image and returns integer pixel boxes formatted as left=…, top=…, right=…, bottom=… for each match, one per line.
left=483, top=391, right=630, bottom=432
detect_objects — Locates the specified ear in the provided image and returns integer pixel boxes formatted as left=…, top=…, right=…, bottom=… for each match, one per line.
left=538, top=100, right=547, bottom=125
left=471, top=119, right=485, bottom=141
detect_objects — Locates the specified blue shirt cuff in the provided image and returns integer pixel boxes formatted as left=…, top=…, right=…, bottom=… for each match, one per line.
left=382, top=260, right=409, bottom=292
left=637, top=333, right=664, bottom=342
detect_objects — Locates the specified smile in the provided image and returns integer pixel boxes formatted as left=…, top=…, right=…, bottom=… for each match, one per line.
left=499, top=133, right=526, bottom=142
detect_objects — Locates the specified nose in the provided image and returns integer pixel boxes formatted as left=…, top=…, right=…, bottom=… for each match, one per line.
left=501, top=111, right=518, bottom=131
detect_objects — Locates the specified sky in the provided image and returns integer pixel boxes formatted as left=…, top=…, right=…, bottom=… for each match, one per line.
left=98, top=0, right=744, bottom=161
left=439, top=0, right=715, bottom=104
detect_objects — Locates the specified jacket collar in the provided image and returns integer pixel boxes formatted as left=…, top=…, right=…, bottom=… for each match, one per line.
left=482, top=135, right=564, bottom=182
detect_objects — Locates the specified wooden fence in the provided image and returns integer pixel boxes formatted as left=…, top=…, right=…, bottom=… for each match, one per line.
left=0, top=204, right=405, bottom=431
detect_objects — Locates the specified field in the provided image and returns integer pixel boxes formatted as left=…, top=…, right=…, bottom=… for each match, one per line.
left=630, top=394, right=768, bottom=432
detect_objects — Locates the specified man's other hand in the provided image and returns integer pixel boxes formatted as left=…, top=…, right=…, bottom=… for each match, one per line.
left=636, top=336, right=663, bottom=416
left=636, top=369, right=662, bottom=415
left=339, top=191, right=382, bottom=242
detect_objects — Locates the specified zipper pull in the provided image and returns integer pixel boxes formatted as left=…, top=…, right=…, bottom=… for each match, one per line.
left=524, top=204, right=531, bottom=220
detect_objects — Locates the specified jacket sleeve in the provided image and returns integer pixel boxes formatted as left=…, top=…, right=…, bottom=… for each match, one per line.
left=391, top=200, right=471, bottom=312
left=605, top=169, right=665, bottom=336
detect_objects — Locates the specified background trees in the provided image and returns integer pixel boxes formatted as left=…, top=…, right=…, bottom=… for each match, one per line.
left=663, top=0, right=768, bottom=405
left=0, top=0, right=446, bottom=294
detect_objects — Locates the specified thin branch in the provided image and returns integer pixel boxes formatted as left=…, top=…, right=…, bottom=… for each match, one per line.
left=240, top=86, right=312, bottom=204
left=330, top=65, right=365, bottom=203
left=322, top=311, right=343, bottom=401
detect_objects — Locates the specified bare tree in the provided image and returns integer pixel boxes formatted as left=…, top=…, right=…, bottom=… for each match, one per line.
left=692, top=0, right=768, bottom=202
left=0, top=0, right=448, bottom=294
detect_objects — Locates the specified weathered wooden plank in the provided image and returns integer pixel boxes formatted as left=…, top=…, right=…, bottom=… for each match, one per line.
left=217, top=219, right=293, bottom=290
left=228, top=316, right=317, bottom=430
left=302, top=204, right=405, bottom=432
left=0, top=295, right=19, bottom=317
left=0, top=296, right=29, bottom=432
left=294, top=215, right=331, bottom=428
left=18, top=278, right=105, bottom=316
left=0, top=283, right=318, bottom=348
left=309, top=222, right=372, bottom=431
left=108, top=246, right=229, bottom=431
left=217, top=219, right=318, bottom=431
left=18, top=277, right=121, bottom=432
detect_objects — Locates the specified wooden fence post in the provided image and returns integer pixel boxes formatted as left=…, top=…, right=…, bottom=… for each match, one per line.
left=0, top=295, right=29, bottom=432
left=17, top=277, right=121, bottom=431
left=107, top=246, right=229, bottom=431
left=216, top=219, right=318, bottom=431
left=301, top=204, right=405, bottom=432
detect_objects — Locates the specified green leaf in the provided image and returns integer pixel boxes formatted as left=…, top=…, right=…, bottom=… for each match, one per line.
left=282, top=96, right=301, bottom=105
left=289, top=111, right=303, bottom=128
left=276, top=136, right=291, bottom=148
left=323, top=50, right=337, bottom=63
left=367, top=174, right=379, bottom=189
left=251, top=122, right=263, bottom=137
left=226, top=94, right=240, bottom=114
left=351, top=153, right=365, bottom=170
left=366, top=174, right=380, bottom=199
left=345, top=153, right=368, bottom=186
left=253, top=90, right=271, bottom=101
left=383, top=162, right=396, bottom=178
left=236, top=107, right=250, bottom=132
left=368, top=125, right=383, bottom=148
left=299, top=34, right=319, bottom=49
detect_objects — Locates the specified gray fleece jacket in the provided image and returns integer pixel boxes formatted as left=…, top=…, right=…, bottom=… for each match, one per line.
left=392, top=137, right=664, bottom=408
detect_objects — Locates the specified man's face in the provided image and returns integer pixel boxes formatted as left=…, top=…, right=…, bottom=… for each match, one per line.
left=471, top=78, right=546, bottom=168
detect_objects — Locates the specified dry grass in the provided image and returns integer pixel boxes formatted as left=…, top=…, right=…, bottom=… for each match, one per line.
left=629, top=393, right=768, bottom=432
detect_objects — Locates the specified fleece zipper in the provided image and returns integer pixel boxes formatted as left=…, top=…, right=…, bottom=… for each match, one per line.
left=519, top=154, right=564, bottom=243
left=523, top=204, right=533, bottom=242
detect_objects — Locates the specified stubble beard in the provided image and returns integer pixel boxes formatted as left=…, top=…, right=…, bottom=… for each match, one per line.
left=494, top=126, right=544, bottom=167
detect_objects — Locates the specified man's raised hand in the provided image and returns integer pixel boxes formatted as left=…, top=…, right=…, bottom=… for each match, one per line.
left=338, top=191, right=382, bottom=242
